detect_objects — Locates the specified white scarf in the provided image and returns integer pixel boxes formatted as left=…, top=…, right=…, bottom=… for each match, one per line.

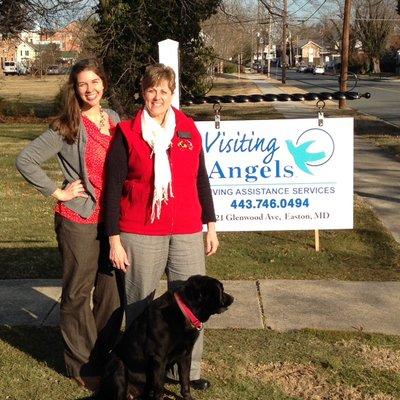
left=141, top=107, right=176, bottom=222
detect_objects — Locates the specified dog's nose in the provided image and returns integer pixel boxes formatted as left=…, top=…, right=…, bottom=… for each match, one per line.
left=224, top=293, right=234, bottom=306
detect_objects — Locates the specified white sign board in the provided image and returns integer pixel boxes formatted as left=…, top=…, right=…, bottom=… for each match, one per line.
left=196, top=118, right=354, bottom=232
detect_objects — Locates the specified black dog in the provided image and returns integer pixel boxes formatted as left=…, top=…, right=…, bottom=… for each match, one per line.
left=98, top=275, right=234, bottom=400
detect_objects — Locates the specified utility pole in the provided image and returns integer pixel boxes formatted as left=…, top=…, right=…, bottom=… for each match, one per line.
left=257, top=1, right=265, bottom=73
left=281, top=0, right=288, bottom=84
left=267, top=8, right=272, bottom=78
left=339, top=0, right=352, bottom=109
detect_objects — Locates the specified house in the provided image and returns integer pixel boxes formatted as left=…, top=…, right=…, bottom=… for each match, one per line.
left=16, top=41, right=36, bottom=71
left=295, top=40, right=325, bottom=65
left=1, top=21, right=87, bottom=74
left=299, top=40, right=323, bottom=65
left=20, top=31, right=41, bottom=46
left=0, top=38, right=18, bottom=73
left=39, top=21, right=85, bottom=53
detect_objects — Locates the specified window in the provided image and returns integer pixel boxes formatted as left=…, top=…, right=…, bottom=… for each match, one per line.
left=21, top=50, right=23, bottom=56
left=25, top=51, right=29, bottom=56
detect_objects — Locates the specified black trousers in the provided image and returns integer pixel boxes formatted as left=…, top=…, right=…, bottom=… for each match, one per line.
left=55, top=213, right=123, bottom=378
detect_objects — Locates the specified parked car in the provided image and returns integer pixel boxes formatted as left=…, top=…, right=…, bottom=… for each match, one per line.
left=313, top=65, right=325, bottom=75
left=47, top=65, right=60, bottom=75
left=296, top=64, right=308, bottom=72
left=3, top=61, right=26, bottom=76
left=59, top=66, right=70, bottom=75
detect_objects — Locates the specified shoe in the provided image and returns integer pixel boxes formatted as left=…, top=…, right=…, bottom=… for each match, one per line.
left=165, top=377, right=211, bottom=391
left=190, top=378, right=211, bottom=390
left=72, top=375, right=101, bottom=393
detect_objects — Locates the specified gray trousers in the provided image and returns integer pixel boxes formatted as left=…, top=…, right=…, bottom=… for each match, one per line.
left=120, top=232, right=205, bottom=380
left=55, top=214, right=123, bottom=378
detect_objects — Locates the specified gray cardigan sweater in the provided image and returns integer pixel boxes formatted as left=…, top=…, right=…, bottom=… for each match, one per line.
left=16, top=109, right=120, bottom=218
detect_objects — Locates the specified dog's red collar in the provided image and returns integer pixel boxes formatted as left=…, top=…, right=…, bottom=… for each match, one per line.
left=174, top=292, right=203, bottom=331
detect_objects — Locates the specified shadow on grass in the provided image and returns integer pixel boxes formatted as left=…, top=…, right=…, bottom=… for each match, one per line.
left=0, top=247, right=61, bottom=279
left=356, top=190, right=400, bottom=204
left=0, top=325, right=65, bottom=373
left=355, top=119, right=400, bottom=136
left=86, top=387, right=183, bottom=400
left=0, top=132, right=44, bottom=141
left=356, top=227, right=400, bottom=269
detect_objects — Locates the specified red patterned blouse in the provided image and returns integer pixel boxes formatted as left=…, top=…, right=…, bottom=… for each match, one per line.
left=55, top=116, right=116, bottom=224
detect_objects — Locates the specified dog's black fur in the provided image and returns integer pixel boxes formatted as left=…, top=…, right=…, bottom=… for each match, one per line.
left=97, top=275, right=234, bottom=400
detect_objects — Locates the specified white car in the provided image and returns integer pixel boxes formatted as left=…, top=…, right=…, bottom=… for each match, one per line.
left=3, top=61, right=18, bottom=76
left=313, top=66, right=325, bottom=75
left=296, top=64, right=308, bottom=72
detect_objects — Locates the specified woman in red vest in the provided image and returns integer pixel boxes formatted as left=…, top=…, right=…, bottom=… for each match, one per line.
left=104, top=63, right=218, bottom=390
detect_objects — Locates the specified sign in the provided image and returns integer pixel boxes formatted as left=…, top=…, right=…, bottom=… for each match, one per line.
left=196, top=118, right=354, bottom=232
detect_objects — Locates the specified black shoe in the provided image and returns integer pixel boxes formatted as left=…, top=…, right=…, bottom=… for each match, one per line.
left=165, top=377, right=211, bottom=391
left=190, top=378, right=211, bottom=390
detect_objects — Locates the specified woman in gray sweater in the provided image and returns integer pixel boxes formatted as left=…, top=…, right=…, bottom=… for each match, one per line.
left=16, top=59, right=121, bottom=393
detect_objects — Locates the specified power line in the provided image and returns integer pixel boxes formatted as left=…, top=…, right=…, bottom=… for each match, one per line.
left=300, top=0, right=328, bottom=23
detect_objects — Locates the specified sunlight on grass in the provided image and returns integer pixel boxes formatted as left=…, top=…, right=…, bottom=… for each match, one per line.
left=1, top=327, right=399, bottom=400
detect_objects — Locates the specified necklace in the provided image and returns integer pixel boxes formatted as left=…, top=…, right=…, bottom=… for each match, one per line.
left=82, top=107, right=106, bottom=130
left=99, top=107, right=105, bottom=129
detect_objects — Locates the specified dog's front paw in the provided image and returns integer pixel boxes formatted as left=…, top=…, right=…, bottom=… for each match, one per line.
left=143, top=390, right=163, bottom=400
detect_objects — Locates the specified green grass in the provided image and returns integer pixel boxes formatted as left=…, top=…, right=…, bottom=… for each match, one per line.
left=0, top=123, right=62, bottom=278
left=370, top=134, right=400, bottom=159
left=1, top=327, right=399, bottom=399
left=0, top=75, right=67, bottom=118
left=1, top=122, right=400, bottom=280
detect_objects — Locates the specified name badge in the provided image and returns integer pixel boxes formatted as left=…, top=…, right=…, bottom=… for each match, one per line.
left=178, top=131, right=192, bottom=139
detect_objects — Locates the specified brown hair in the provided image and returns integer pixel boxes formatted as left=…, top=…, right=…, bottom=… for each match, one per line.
left=141, top=63, right=176, bottom=94
left=51, top=59, right=108, bottom=143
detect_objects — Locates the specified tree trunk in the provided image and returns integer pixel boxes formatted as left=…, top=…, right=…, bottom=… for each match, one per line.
left=372, top=57, right=381, bottom=74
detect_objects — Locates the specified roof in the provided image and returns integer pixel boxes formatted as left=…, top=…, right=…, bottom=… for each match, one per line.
left=300, top=40, right=323, bottom=49
left=60, top=51, right=78, bottom=59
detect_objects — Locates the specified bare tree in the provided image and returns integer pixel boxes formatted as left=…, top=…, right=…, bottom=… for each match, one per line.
left=201, top=0, right=256, bottom=69
left=0, top=0, right=94, bottom=36
left=354, top=0, right=395, bottom=73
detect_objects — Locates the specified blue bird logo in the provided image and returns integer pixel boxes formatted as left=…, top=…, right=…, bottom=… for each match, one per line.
left=286, top=140, right=326, bottom=174
left=286, top=129, right=335, bottom=175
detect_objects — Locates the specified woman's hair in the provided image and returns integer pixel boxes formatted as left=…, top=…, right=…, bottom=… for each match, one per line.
left=141, top=63, right=176, bottom=94
left=51, top=58, right=108, bottom=143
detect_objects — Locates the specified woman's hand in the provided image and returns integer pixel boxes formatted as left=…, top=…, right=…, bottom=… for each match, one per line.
left=109, top=235, right=130, bottom=273
left=205, top=222, right=219, bottom=256
left=52, top=179, right=88, bottom=201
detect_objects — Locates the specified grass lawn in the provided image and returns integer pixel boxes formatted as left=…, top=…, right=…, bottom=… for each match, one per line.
left=1, top=327, right=400, bottom=399
left=0, top=75, right=67, bottom=102
left=1, top=74, right=400, bottom=399
left=0, top=75, right=67, bottom=118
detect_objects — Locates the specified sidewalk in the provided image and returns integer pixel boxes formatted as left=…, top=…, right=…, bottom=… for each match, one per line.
left=1, top=77, right=400, bottom=336
left=1, top=279, right=400, bottom=335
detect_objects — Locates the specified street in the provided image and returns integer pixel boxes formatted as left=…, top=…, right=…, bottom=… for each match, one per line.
left=269, top=69, right=400, bottom=128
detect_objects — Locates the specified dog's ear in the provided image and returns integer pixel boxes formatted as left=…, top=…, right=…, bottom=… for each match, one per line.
left=181, top=275, right=205, bottom=304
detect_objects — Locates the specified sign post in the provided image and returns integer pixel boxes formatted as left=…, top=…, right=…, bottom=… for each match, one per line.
left=158, top=39, right=180, bottom=109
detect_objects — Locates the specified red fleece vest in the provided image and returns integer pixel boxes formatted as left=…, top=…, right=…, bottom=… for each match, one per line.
left=118, top=108, right=203, bottom=235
